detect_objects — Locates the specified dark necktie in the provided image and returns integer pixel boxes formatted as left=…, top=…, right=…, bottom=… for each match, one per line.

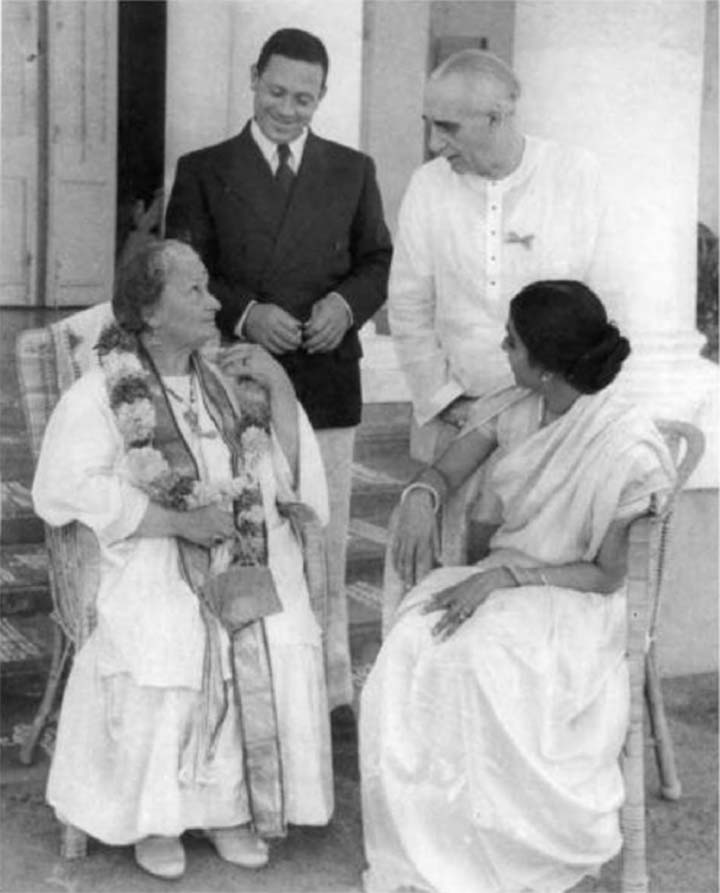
left=275, top=143, right=294, bottom=201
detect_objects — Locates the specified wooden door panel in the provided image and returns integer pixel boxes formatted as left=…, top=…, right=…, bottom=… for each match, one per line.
left=1, top=1, right=40, bottom=306
left=46, top=1, right=117, bottom=307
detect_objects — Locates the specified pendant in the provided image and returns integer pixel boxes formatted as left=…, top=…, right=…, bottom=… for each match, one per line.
left=184, top=406, right=217, bottom=439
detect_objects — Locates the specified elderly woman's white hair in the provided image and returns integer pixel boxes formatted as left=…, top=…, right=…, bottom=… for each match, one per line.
left=113, top=238, right=200, bottom=333
left=430, top=49, right=521, bottom=109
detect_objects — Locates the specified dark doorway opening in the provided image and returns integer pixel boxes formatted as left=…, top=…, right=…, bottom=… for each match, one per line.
left=116, top=0, right=167, bottom=256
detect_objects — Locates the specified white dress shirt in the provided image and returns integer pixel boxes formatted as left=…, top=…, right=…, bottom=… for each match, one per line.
left=389, top=136, right=623, bottom=425
left=250, top=119, right=308, bottom=174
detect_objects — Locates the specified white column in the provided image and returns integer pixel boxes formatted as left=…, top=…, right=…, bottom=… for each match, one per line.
left=513, top=0, right=718, bottom=486
left=359, top=0, right=431, bottom=403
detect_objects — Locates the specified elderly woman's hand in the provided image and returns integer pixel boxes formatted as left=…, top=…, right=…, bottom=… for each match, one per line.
left=216, top=343, right=293, bottom=397
left=392, top=490, right=440, bottom=586
left=175, top=504, right=236, bottom=549
left=422, top=566, right=516, bottom=641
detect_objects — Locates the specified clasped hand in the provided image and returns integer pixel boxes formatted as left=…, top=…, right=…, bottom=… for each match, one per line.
left=181, top=504, right=235, bottom=549
left=421, top=568, right=508, bottom=641
left=245, top=294, right=349, bottom=355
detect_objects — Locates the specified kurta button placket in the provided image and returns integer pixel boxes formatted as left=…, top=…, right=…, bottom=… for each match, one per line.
left=486, top=182, right=502, bottom=302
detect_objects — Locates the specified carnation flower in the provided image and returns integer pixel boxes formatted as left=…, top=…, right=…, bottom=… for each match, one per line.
left=230, top=471, right=255, bottom=493
left=124, top=446, right=171, bottom=485
left=241, top=426, right=269, bottom=467
left=109, top=374, right=152, bottom=410
left=115, top=399, right=156, bottom=445
left=239, top=503, right=265, bottom=526
left=95, top=323, right=138, bottom=358
left=188, top=481, right=229, bottom=508
left=102, top=350, right=145, bottom=389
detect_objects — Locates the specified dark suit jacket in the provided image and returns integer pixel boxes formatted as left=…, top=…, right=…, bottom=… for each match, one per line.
left=165, top=123, right=392, bottom=429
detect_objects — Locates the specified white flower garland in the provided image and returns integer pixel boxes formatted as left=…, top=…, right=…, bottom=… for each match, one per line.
left=96, top=328, right=270, bottom=515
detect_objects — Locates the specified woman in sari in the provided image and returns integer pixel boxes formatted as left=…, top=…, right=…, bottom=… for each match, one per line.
left=32, top=240, right=333, bottom=879
left=360, top=280, right=675, bottom=893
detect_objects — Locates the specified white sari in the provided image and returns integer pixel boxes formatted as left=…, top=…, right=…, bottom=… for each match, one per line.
left=360, top=387, right=674, bottom=893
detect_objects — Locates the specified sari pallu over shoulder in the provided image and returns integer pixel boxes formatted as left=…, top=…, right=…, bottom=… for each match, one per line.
left=488, top=387, right=677, bottom=565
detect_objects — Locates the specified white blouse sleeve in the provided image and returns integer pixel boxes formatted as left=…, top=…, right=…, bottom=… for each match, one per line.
left=31, top=374, right=149, bottom=545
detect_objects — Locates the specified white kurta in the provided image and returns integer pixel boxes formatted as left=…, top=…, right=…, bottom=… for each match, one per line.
left=360, top=389, right=674, bottom=893
left=33, top=369, right=333, bottom=844
left=389, top=137, right=623, bottom=426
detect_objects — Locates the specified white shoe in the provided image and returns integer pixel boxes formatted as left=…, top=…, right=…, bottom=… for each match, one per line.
left=134, top=835, right=186, bottom=879
left=205, top=825, right=269, bottom=868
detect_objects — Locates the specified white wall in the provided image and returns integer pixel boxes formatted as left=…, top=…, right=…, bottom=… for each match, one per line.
left=165, top=0, right=363, bottom=192
left=700, top=0, right=718, bottom=232
left=361, top=0, right=431, bottom=236
left=513, top=0, right=705, bottom=339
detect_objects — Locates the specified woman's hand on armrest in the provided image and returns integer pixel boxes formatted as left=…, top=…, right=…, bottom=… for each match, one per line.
left=133, top=502, right=235, bottom=549
left=393, top=489, right=440, bottom=586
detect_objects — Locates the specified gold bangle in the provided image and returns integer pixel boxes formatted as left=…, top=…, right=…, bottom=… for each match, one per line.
left=401, top=482, right=440, bottom=514
left=414, top=466, right=450, bottom=504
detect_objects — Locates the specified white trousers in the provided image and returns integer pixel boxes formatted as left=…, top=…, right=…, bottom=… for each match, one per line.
left=316, top=427, right=356, bottom=709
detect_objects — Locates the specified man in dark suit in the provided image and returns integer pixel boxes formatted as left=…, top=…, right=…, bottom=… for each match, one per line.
left=165, top=28, right=392, bottom=720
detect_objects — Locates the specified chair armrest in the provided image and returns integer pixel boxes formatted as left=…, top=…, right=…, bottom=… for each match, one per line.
left=45, top=521, right=101, bottom=647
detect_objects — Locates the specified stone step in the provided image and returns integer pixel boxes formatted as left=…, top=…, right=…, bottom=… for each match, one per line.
left=1, top=482, right=43, bottom=545
left=0, top=544, right=52, bottom=616
left=354, top=403, right=412, bottom=460
left=0, top=614, right=54, bottom=677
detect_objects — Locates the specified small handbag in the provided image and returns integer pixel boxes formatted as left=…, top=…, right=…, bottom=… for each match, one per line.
left=202, top=564, right=282, bottom=631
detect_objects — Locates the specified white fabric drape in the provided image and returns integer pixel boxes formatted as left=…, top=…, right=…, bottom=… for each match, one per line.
left=360, top=389, right=674, bottom=893
left=33, top=369, right=333, bottom=844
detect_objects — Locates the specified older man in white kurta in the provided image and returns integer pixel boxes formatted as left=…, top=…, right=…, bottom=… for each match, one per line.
left=389, top=50, right=622, bottom=460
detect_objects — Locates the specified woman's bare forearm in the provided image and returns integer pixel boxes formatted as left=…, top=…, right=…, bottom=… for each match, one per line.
left=500, top=517, right=635, bottom=595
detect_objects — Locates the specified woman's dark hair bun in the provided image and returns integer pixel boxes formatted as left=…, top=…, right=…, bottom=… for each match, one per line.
left=566, top=322, right=631, bottom=393
left=509, top=280, right=631, bottom=394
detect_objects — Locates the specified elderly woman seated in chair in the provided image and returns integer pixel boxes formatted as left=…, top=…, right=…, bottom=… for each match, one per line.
left=32, top=240, right=333, bottom=879
left=360, top=280, right=676, bottom=893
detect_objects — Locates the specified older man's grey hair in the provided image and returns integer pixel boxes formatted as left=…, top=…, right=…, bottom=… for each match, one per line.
left=431, top=49, right=521, bottom=107
left=113, top=238, right=198, bottom=333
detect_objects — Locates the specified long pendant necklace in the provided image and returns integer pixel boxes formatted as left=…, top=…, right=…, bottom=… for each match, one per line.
left=163, top=375, right=218, bottom=440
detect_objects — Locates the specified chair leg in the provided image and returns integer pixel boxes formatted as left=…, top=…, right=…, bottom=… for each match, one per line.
left=60, top=823, right=88, bottom=860
left=19, top=623, right=71, bottom=766
left=644, top=643, right=682, bottom=800
left=620, top=711, right=649, bottom=892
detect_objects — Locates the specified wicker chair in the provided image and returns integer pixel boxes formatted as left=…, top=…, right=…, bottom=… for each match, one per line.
left=16, top=323, right=329, bottom=860
left=381, top=418, right=705, bottom=893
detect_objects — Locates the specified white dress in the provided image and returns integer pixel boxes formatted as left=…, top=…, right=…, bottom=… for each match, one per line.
left=360, top=389, right=675, bottom=893
left=33, top=369, right=333, bottom=844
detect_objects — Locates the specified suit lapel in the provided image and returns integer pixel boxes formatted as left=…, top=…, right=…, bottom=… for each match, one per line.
left=214, top=124, right=286, bottom=235
left=266, top=132, right=335, bottom=277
